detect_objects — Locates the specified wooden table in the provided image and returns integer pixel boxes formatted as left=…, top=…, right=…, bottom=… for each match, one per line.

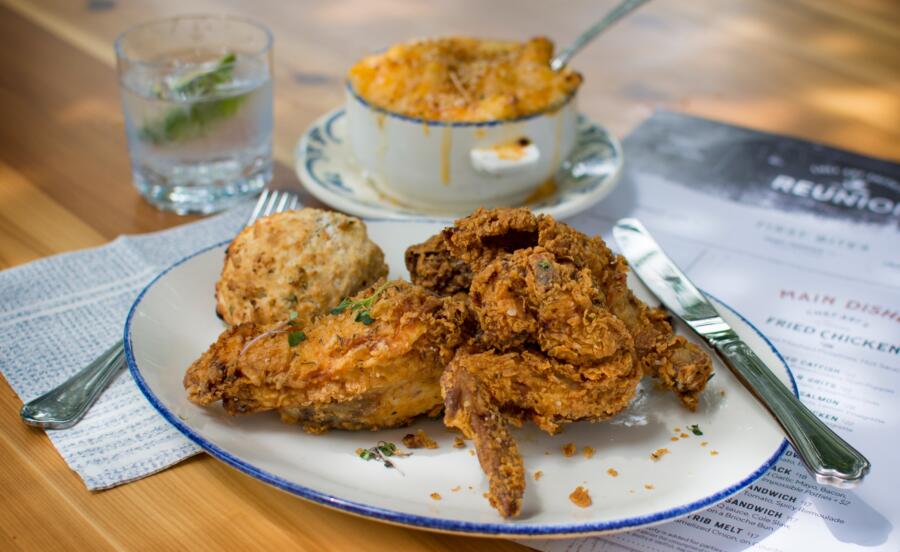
left=1, top=1, right=897, bottom=549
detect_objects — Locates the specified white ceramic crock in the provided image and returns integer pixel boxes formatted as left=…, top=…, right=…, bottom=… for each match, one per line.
left=346, top=85, right=578, bottom=211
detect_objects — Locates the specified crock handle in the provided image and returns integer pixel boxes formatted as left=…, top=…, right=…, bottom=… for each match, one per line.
left=470, top=141, right=540, bottom=176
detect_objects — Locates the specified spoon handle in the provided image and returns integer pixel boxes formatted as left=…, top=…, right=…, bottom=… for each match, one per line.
left=550, top=0, right=652, bottom=71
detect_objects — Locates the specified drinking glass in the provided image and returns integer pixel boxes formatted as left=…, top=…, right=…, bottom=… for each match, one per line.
left=115, top=15, right=273, bottom=214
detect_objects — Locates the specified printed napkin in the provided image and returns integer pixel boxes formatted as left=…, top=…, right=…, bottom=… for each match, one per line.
left=0, top=204, right=252, bottom=489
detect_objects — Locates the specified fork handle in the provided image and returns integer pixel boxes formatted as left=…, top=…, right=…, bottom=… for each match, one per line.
left=20, top=341, right=125, bottom=429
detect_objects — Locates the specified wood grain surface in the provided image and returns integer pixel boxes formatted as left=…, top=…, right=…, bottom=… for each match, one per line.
left=0, top=1, right=897, bottom=550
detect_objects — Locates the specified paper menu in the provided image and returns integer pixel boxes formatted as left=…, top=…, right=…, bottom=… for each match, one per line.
left=526, top=112, right=899, bottom=551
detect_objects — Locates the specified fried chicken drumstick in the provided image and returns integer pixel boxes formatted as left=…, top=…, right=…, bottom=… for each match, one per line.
left=184, top=280, right=467, bottom=433
left=408, top=208, right=713, bottom=517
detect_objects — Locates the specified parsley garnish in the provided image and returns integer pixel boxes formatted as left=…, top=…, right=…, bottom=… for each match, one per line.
left=538, top=260, right=551, bottom=270
left=356, top=440, right=410, bottom=474
left=689, top=424, right=703, bottom=436
left=331, top=298, right=352, bottom=315
left=288, top=331, right=306, bottom=347
left=355, top=311, right=375, bottom=325
left=288, top=310, right=299, bottom=321
left=331, top=281, right=390, bottom=324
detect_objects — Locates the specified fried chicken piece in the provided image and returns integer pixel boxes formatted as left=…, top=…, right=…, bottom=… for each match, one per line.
left=443, top=207, right=540, bottom=273
left=439, top=248, right=639, bottom=517
left=425, top=207, right=712, bottom=409
left=442, top=345, right=640, bottom=517
left=404, top=233, right=472, bottom=295
left=419, top=208, right=710, bottom=517
left=470, top=248, right=634, bottom=366
left=185, top=280, right=467, bottom=433
left=442, top=356, right=525, bottom=518
left=216, top=209, right=387, bottom=326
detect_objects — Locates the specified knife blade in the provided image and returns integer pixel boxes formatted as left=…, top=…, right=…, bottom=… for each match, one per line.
left=613, top=218, right=870, bottom=488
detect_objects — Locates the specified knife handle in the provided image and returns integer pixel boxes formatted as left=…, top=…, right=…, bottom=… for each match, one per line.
left=714, top=338, right=870, bottom=488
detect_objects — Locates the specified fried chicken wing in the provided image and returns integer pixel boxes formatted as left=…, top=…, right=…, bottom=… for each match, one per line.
left=470, top=248, right=634, bottom=365
left=440, top=246, right=640, bottom=516
left=409, top=207, right=713, bottom=409
left=442, top=355, right=525, bottom=518
left=404, top=233, right=472, bottom=295
left=403, top=208, right=713, bottom=517
left=443, top=343, right=641, bottom=517
left=185, top=280, right=467, bottom=433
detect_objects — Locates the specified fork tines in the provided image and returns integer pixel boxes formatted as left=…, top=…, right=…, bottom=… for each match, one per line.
left=247, top=189, right=301, bottom=225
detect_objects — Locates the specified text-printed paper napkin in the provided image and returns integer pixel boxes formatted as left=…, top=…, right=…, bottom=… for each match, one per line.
left=0, top=204, right=253, bottom=489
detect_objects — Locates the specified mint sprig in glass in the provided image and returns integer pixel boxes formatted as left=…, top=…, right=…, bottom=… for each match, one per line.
left=139, top=53, right=249, bottom=145
left=116, top=16, right=273, bottom=214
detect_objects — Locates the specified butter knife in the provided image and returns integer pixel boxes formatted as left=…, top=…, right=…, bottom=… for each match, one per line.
left=613, top=218, right=870, bottom=488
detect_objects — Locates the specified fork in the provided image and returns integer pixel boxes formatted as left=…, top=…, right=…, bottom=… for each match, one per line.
left=20, top=189, right=300, bottom=429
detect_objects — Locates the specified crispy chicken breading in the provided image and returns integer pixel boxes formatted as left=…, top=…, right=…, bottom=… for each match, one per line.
left=186, top=207, right=712, bottom=521
left=407, top=208, right=712, bottom=517
left=409, top=207, right=713, bottom=409
left=185, top=280, right=467, bottom=433
left=404, top=233, right=472, bottom=296
left=441, top=246, right=640, bottom=517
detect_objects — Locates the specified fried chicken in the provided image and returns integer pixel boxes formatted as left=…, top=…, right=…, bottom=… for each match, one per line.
left=185, top=280, right=467, bottom=433
left=408, top=207, right=712, bottom=409
left=440, top=247, right=640, bottom=517
left=407, top=208, right=712, bottom=517
left=404, top=233, right=472, bottom=296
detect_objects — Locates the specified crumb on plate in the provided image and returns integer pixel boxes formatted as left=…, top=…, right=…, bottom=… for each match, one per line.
left=607, top=468, right=618, bottom=477
left=453, top=436, right=466, bottom=449
left=670, top=436, right=679, bottom=442
left=582, top=446, right=595, bottom=459
left=569, top=486, right=592, bottom=508
left=644, top=484, right=654, bottom=490
left=533, top=470, right=544, bottom=481
left=562, top=443, right=577, bottom=457
left=403, top=429, right=438, bottom=449
left=680, top=433, right=689, bottom=438
left=701, top=441, right=709, bottom=447
left=451, top=485, right=461, bottom=492
left=650, top=448, right=670, bottom=461
left=710, top=450, right=719, bottom=456
left=430, top=492, right=442, bottom=500
left=469, top=449, right=476, bottom=456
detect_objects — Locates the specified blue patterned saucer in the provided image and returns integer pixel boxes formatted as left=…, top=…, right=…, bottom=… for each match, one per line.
left=294, top=108, right=623, bottom=220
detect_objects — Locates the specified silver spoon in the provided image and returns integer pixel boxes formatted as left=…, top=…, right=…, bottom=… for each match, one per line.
left=550, top=0, right=652, bottom=71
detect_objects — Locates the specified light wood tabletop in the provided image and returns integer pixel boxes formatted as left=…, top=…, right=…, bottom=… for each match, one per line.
left=0, top=0, right=897, bottom=550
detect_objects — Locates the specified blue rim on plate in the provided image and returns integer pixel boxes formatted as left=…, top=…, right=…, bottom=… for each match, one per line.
left=124, top=238, right=798, bottom=538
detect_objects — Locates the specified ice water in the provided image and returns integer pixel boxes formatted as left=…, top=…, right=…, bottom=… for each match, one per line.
left=120, top=52, right=273, bottom=213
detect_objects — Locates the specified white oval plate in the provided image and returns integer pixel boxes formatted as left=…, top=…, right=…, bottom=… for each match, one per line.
left=125, top=220, right=795, bottom=538
left=294, top=109, right=623, bottom=221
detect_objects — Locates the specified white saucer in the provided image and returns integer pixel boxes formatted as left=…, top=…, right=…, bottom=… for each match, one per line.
left=294, top=108, right=624, bottom=221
